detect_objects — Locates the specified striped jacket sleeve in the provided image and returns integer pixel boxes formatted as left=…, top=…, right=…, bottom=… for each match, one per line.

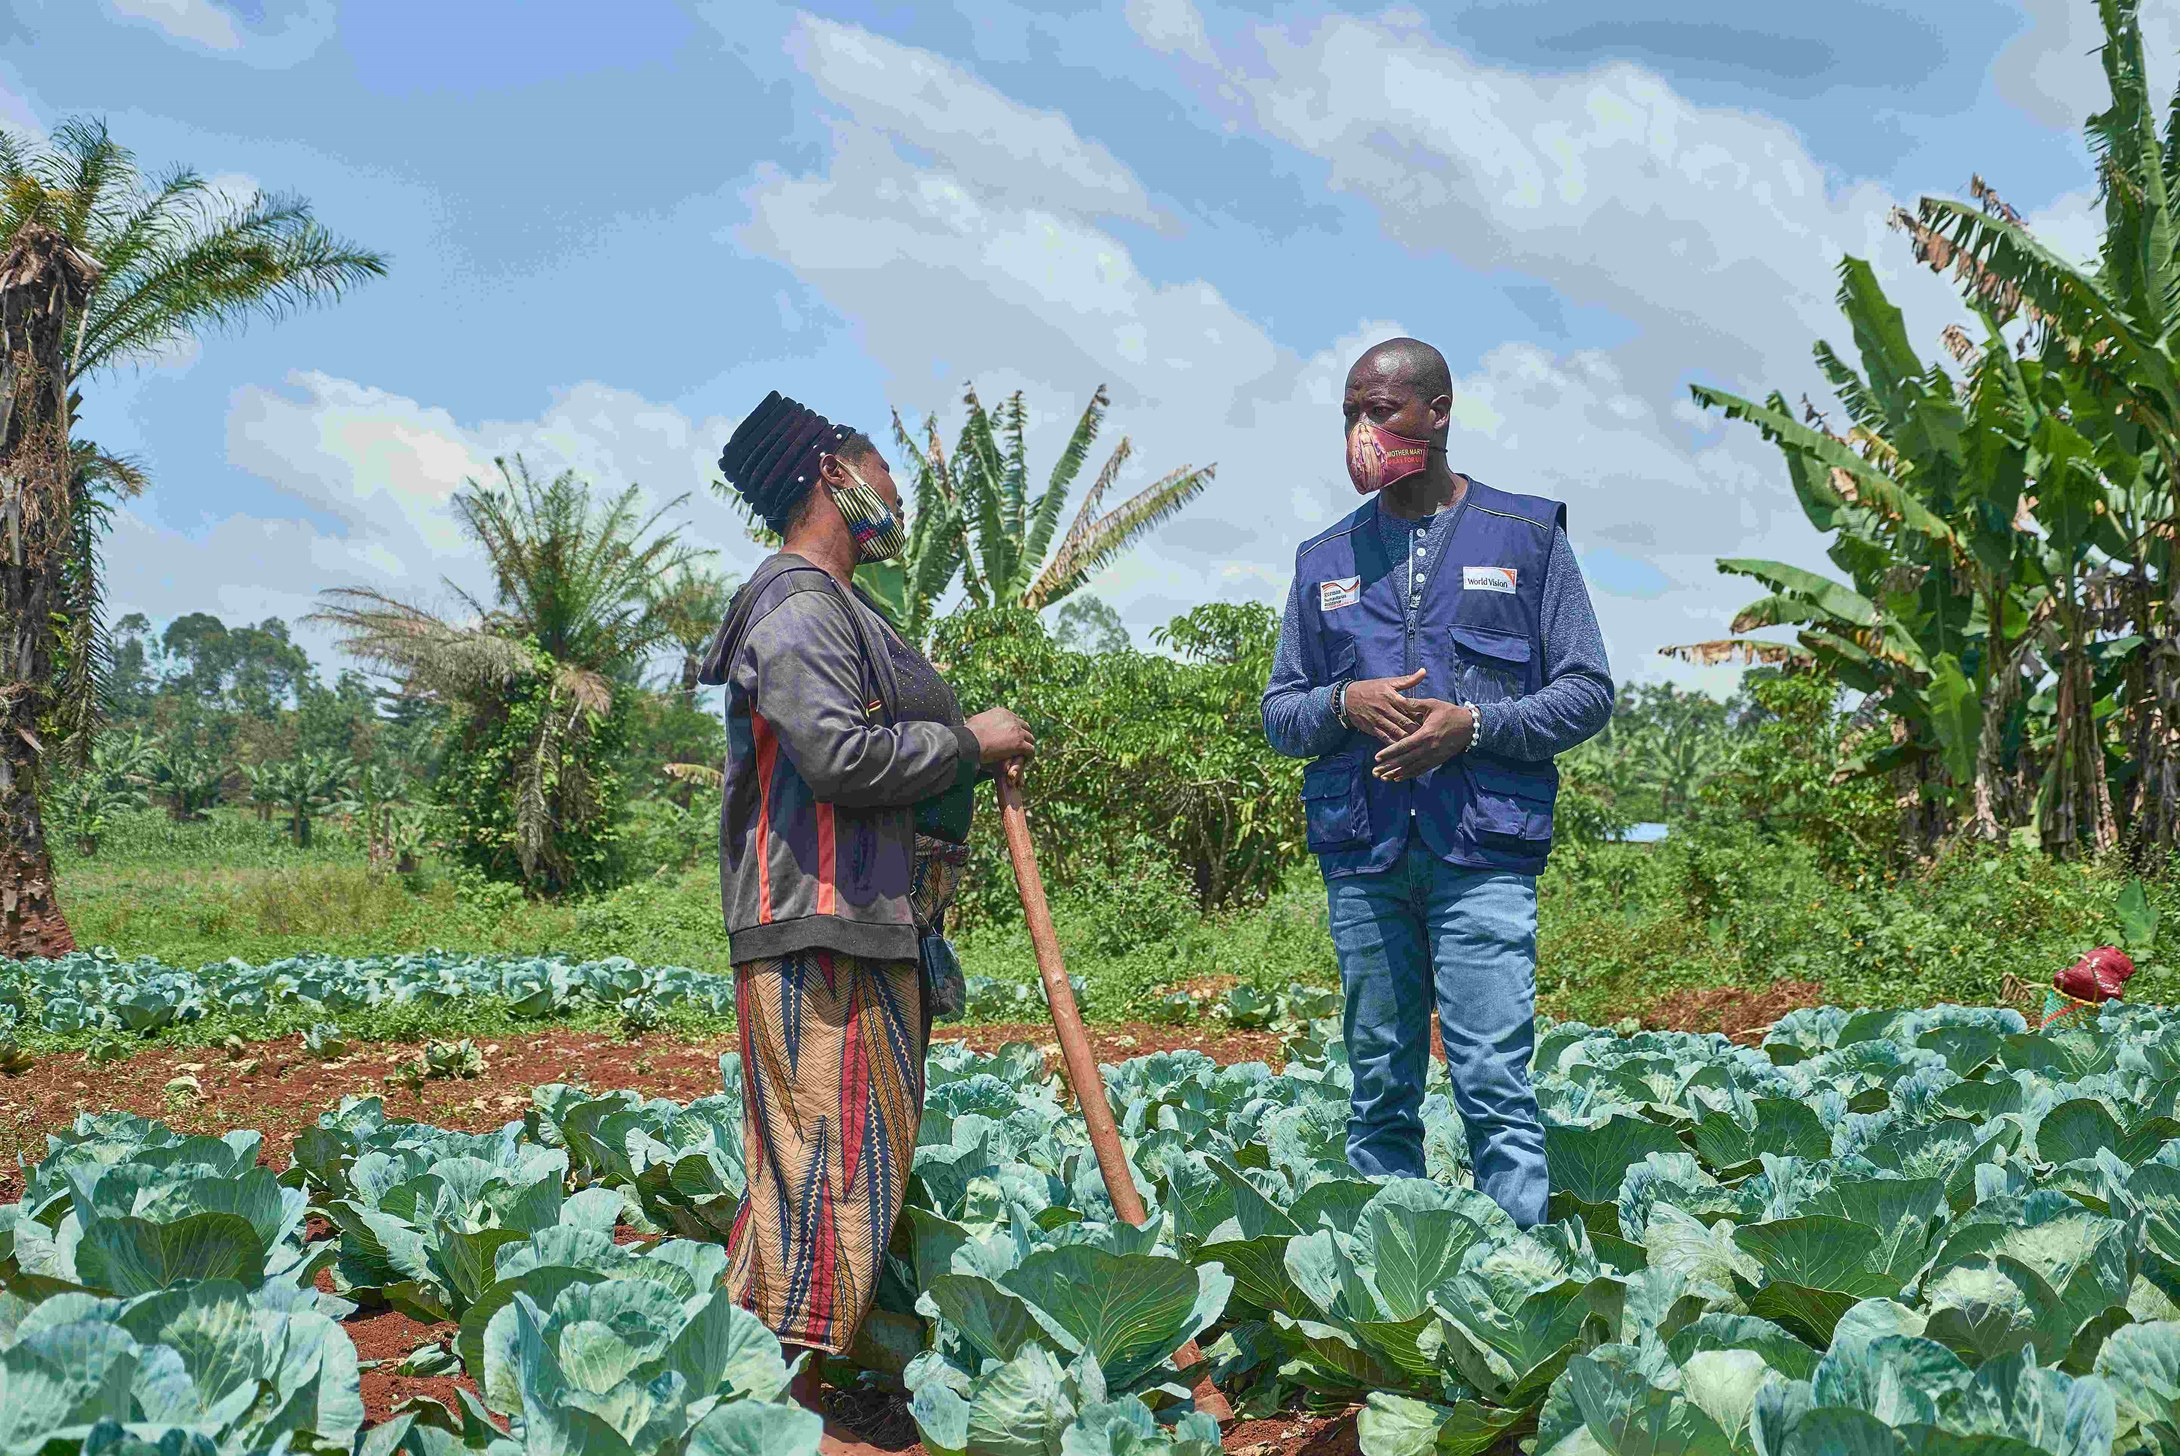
left=742, top=589, right=976, bottom=808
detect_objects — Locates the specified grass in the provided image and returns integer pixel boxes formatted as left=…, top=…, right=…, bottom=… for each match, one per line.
left=50, top=807, right=2180, bottom=1035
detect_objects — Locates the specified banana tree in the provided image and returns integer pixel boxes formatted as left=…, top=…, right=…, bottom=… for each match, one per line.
left=340, top=761, right=411, bottom=869
left=256, top=750, right=355, bottom=848
left=1898, top=0, right=2178, bottom=846
left=1690, top=258, right=2034, bottom=849
left=151, top=743, right=228, bottom=823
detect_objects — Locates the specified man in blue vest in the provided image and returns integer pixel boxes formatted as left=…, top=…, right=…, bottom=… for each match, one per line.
left=1262, top=336, right=1614, bottom=1226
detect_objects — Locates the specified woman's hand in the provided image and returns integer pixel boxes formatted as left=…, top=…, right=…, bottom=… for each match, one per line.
left=968, top=706, right=1036, bottom=765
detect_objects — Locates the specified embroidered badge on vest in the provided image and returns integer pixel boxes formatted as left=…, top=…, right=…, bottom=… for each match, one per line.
left=1319, top=576, right=1362, bottom=610
left=1463, top=566, right=1518, bottom=594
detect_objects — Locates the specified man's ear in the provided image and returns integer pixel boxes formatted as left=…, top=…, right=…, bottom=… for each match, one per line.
left=1430, top=393, right=1453, bottom=440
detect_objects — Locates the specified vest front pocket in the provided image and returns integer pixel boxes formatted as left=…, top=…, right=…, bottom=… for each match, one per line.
left=1447, top=624, right=1533, bottom=704
left=1460, top=758, right=1555, bottom=846
left=1301, top=756, right=1370, bottom=852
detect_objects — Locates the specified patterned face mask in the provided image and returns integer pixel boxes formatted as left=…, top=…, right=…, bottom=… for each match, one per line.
left=1346, top=417, right=1434, bottom=494
left=830, top=461, right=907, bottom=562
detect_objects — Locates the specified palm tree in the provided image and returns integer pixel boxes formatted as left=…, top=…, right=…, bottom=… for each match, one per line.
left=0, top=118, right=384, bottom=955
left=652, top=564, right=740, bottom=692
left=893, top=383, right=1214, bottom=630
left=314, top=456, right=705, bottom=893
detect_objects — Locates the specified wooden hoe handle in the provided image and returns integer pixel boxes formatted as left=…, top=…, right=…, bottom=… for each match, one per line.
left=995, top=765, right=1232, bottom=1422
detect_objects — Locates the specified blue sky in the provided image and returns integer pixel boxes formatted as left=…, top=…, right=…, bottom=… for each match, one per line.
left=0, top=0, right=2157, bottom=683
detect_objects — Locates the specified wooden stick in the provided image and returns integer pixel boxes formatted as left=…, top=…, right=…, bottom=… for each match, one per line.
left=996, top=766, right=1232, bottom=1423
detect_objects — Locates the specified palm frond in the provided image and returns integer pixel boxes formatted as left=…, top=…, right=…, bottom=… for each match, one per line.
left=999, top=389, right=1029, bottom=544
left=663, top=762, right=725, bottom=790
left=1024, top=384, right=1107, bottom=568
left=954, top=386, right=1012, bottom=602
left=514, top=707, right=558, bottom=880
left=49, top=438, right=142, bottom=767
left=309, top=588, right=533, bottom=700
left=553, top=663, right=614, bottom=722
left=74, top=177, right=387, bottom=375
left=1025, top=462, right=1214, bottom=609
left=1041, top=435, right=1133, bottom=588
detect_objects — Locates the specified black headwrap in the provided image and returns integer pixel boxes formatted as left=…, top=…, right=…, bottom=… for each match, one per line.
left=718, top=390, right=856, bottom=533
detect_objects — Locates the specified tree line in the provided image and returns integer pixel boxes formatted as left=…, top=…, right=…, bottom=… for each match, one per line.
left=13, top=3, right=2180, bottom=957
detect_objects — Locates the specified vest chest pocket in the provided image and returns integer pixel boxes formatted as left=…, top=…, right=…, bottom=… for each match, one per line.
left=1447, top=624, right=1532, bottom=704
left=1301, top=757, right=1370, bottom=852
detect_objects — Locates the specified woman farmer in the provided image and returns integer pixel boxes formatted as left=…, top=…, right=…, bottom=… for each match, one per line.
left=698, top=391, right=1033, bottom=1438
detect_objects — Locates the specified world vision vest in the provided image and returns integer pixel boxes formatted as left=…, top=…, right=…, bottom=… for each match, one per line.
left=1291, top=481, right=1564, bottom=878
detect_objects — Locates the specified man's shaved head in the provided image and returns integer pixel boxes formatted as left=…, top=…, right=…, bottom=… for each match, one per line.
left=1349, top=337, right=1452, bottom=401
left=1343, top=336, right=1456, bottom=461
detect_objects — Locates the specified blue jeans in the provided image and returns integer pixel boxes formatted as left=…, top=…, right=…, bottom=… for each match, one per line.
left=1326, top=830, right=1547, bottom=1226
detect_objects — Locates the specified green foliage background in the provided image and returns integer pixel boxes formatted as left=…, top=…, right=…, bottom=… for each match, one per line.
left=430, top=653, right=632, bottom=897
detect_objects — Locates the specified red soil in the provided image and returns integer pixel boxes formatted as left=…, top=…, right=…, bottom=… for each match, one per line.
left=1644, top=979, right=1826, bottom=1044
left=349, top=1308, right=475, bottom=1424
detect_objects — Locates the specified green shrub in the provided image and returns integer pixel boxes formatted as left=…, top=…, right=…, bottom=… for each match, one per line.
left=1692, top=668, right=1899, bottom=874
left=934, top=603, right=1301, bottom=919
left=431, top=654, right=631, bottom=896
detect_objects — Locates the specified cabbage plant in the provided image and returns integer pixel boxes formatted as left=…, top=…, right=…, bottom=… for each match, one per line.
left=472, top=1277, right=815, bottom=1456
left=328, top=1142, right=614, bottom=1323
left=0, top=1280, right=363, bottom=1453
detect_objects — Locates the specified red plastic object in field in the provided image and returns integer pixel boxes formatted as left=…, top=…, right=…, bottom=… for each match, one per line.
left=2055, top=945, right=2136, bottom=1003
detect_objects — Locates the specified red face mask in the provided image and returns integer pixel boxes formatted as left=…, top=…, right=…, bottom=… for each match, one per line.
left=1346, top=418, right=1433, bottom=494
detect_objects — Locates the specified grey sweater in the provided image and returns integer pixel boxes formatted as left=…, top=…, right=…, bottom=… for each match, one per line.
left=1262, top=514, right=1614, bottom=761
left=699, top=553, right=977, bottom=962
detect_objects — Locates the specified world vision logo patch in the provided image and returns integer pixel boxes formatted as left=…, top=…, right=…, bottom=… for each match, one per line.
left=1319, top=576, right=1362, bottom=611
left=1463, top=566, right=1518, bottom=595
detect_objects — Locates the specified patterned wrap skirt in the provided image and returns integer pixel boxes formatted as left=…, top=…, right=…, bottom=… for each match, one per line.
left=725, top=836, right=964, bottom=1352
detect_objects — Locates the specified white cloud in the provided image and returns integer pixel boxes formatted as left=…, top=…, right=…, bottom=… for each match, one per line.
left=2026, top=185, right=2103, bottom=265
left=109, top=372, right=768, bottom=660
left=115, top=5, right=1934, bottom=692
left=732, top=24, right=1827, bottom=687
left=1138, top=5, right=1961, bottom=393
left=108, top=0, right=238, bottom=50
left=1994, top=0, right=2180, bottom=131
left=786, top=14, right=1164, bottom=226
left=103, top=0, right=335, bottom=66
left=1125, top=0, right=1217, bottom=66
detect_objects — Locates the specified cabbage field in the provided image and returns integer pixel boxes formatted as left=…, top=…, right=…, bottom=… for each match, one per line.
left=8, top=998, right=2180, bottom=1454
left=0, top=948, right=1115, bottom=1039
